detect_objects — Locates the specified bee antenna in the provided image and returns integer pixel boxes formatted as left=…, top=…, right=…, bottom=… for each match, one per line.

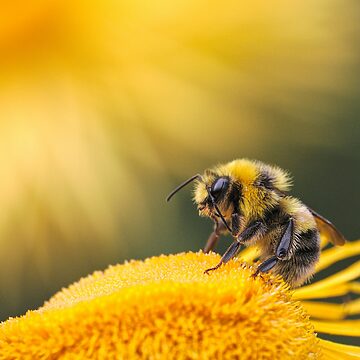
left=209, top=195, right=233, bottom=233
left=166, top=174, right=203, bottom=202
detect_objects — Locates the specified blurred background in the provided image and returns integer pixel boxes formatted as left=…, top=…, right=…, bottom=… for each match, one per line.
left=0, top=0, right=359, bottom=339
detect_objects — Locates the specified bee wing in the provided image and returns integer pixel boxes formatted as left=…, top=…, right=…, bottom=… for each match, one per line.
left=309, top=208, right=346, bottom=246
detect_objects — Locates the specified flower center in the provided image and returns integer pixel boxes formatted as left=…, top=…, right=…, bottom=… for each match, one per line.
left=1, top=252, right=320, bottom=359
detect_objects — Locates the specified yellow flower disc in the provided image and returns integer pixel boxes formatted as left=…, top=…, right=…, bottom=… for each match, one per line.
left=0, top=252, right=320, bottom=359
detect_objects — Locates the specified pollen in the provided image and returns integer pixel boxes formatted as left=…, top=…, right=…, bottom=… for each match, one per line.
left=0, top=252, right=320, bottom=360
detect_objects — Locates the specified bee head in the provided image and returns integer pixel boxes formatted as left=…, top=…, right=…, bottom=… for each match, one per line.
left=166, top=173, right=233, bottom=233
left=195, top=176, right=230, bottom=212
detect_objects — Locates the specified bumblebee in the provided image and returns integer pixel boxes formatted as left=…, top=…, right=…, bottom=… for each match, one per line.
left=167, top=159, right=345, bottom=287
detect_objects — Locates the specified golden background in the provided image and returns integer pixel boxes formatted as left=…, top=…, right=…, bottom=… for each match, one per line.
left=0, top=0, right=359, bottom=341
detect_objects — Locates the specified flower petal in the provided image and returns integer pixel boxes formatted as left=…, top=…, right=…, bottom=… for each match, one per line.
left=238, top=245, right=259, bottom=262
left=313, top=319, right=360, bottom=336
left=317, top=240, right=360, bottom=272
left=320, top=235, right=330, bottom=249
left=294, top=262, right=360, bottom=300
left=301, top=299, right=360, bottom=320
left=320, top=339, right=360, bottom=359
left=301, top=301, right=345, bottom=320
left=294, top=282, right=360, bottom=300
left=345, top=297, right=360, bottom=316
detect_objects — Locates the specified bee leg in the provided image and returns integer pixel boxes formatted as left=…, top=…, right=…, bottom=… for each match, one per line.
left=203, top=231, right=219, bottom=254
left=253, top=218, right=293, bottom=277
left=204, top=241, right=241, bottom=274
left=237, top=220, right=265, bottom=243
left=252, top=256, right=278, bottom=277
left=231, top=213, right=240, bottom=237
left=205, top=220, right=265, bottom=274
left=275, top=218, right=294, bottom=259
left=203, top=219, right=227, bottom=253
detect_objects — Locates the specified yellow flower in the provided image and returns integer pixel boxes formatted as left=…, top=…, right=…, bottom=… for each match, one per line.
left=1, top=240, right=360, bottom=359
left=0, top=0, right=358, bottom=304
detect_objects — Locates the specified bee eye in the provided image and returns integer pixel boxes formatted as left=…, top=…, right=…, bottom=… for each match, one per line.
left=210, top=177, right=228, bottom=200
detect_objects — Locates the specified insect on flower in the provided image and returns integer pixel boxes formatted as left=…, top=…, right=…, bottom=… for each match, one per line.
left=167, top=159, right=346, bottom=287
